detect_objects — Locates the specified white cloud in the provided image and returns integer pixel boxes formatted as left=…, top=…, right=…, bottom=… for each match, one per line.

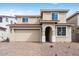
left=0, top=8, right=77, bottom=18
left=14, top=10, right=40, bottom=15
left=0, top=9, right=40, bottom=16
left=52, top=3, right=58, bottom=5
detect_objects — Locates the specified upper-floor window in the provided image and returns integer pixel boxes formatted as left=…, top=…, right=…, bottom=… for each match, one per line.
left=57, top=26, right=66, bottom=36
left=0, top=17, right=2, bottom=22
left=10, top=21, right=13, bottom=24
left=6, top=17, right=8, bottom=22
left=22, top=17, right=28, bottom=22
left=52, top=12, right=59, bottom=20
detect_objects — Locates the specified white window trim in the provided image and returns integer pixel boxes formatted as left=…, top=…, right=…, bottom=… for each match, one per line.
left=56, top=26, right=67, bottom=37
left=52, top=12, right=59, bottom=20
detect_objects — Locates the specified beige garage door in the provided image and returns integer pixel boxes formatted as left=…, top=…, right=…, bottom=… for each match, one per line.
left=13, top=29, right=41, bottom=42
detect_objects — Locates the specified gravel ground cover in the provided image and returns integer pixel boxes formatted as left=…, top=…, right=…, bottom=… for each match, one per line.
left=0, top=42, right=79, bottom=56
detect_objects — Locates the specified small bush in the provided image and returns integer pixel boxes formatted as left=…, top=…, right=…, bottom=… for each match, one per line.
left=2, top=38, right=9, bottom=42
left=50, top=45, right=54, bottom=48
left=68, top=46, right=70, bottom=48
left=55, top=54, right=57, bottom=56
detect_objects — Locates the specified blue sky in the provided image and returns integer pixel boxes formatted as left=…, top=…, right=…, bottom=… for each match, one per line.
left=0, top=3, right=79, bottom=17
left=0, top=3, right=79, bottom=10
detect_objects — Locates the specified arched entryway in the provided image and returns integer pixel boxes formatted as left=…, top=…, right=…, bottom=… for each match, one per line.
left=45, top=27, right=52, bottom=42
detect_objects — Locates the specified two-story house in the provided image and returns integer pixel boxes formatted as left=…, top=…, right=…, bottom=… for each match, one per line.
left=9, top=9, right=72, bottom=42
left=67, top=11, right=79, bottom=42
left=0, top=15, right=16, bottom=41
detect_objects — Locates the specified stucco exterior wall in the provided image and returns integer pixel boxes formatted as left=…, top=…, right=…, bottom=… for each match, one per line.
left=58, top=13, right=66, bottom=23
left=67, top=14, right=79, bottom=27
left=42, top=12, right=52, bottom=20
left=28, top=18, right=40, bottom=24
left=42, top=12, right=67, bottom=23
left=16, top=18, right=22, bottom=24
left=16, top=17, right=40, bottom=24
left=0, top=17, right=6, bottom=27
left=0, top=29, right=6, bottom=41
left=77, top=14, right=79, bottom=26
left=67, top=15, right=77, bottom=27
left=10, top=29, right=41, bottom=42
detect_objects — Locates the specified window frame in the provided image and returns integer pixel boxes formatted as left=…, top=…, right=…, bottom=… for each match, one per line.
left=10, top=20, right=13, bottom=24
left=22, top=16, right=28, bottom=23
left=52, top=12, right=59, bottom=21
left=56, top=26, right=66, bottom=36
left=0, top=17, right=2, bottom=22
left=6, top=17, right=8, bottom=22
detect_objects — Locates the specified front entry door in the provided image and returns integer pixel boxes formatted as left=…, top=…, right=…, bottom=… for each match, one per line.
left=45, top=27, right=52, bottom=42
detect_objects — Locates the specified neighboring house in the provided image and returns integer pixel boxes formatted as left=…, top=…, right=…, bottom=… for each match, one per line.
left=0, top=27, right=6, bottom=41
left=67, top=11, right=79, bottom=42
left=0, top=16, right=16, bottom=41
left=9, top=9, right=72, bottom=42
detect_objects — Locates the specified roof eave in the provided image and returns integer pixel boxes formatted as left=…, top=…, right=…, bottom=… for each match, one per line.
left=40, top=9, right=69, bottom=12
left=67, top=11, right=79, bottom=20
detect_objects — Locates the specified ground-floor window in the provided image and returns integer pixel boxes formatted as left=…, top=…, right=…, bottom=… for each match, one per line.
left=57, top=26, right=66, bottom=36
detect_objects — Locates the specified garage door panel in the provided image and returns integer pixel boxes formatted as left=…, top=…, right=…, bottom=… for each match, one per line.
left=14, top=29, right=41, bottom=42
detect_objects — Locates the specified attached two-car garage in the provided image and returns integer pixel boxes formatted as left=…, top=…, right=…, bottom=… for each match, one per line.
left=10, top=29, right=41, bottom=42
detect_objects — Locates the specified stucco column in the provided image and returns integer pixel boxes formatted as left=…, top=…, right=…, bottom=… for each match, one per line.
left=52, top=25, right=56, bottom=42
left=12, top=28, right=14, bottom=34
left=42, top=30, right=45, bottom=42
left=10, top=28, right=15, bottom=41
